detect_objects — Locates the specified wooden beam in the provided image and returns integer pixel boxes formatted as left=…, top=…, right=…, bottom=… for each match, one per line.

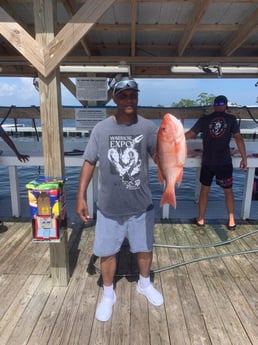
left=62, top=0, right=92, bottom=56
left=0, top=0, right=30, bottom=32
left=34, top=0, right=69, bottom=287
left=61, top=76, right=89, bottom=106
left=130, top=0, right=137, bottom=56
left=222, top=8, right=258, bottom=56
left=0, top=7, right=45, bottom=74
left=44, top=0, right=116, bottom=76
left=91, top=23, right=241, bottom=32
left=177, top=0, right=212, bottom=56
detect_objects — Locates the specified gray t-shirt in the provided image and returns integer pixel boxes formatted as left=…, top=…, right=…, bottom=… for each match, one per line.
left=83, top=115, right=157, bottom=217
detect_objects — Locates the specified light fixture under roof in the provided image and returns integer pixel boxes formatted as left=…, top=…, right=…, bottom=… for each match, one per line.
left=221, top=66, right=258, bottom=74
left=60, top=65, right=130, bottom=74
left=171, top=65, right=258, bottom=74
left=170, top=66, right=203, bottom=73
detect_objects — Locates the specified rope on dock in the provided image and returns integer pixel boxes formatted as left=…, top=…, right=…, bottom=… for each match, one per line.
left=88, top=229, right=258, bottom=277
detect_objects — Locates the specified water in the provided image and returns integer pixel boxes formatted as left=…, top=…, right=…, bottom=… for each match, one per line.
left=0, top=118, right=250, bottom=218
left=0, top=161, right=247, bottom=203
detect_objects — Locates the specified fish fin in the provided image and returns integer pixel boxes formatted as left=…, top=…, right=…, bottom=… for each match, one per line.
left=157, top=165, right=165, bottom=183
left=176, top=169, right=183, bottom=186
left=160, top=187, right=177, bottom=209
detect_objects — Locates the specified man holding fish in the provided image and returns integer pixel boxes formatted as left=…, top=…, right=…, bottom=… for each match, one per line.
left=76, top=78, right=163, bottom=322
left=185, top=95, right=247, bottom=230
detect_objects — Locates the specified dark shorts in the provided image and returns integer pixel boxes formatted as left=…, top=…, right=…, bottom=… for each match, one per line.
left=200, top=164, right=233, bottom=189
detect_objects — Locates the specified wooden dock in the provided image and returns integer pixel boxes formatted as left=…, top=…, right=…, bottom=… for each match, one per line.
left=0, top=219, right=257, bottom=345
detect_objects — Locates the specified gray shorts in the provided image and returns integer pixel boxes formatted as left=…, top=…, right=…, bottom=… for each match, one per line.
left=93, top=206, right=155, bottom=257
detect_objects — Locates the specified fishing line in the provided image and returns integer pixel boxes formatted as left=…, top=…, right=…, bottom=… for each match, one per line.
left=88, top=229, right=258, bottom=277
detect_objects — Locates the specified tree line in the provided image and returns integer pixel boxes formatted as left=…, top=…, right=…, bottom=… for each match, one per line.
left=163, top=92, right=240, bottom=107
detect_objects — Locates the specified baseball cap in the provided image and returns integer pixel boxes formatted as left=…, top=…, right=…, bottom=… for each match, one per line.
left=113, top=78, right=139, bottom=95
left=213, top=95, right=228, bottom=106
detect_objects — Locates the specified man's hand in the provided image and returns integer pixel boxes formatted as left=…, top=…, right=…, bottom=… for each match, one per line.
left=17, top=153, right=30, bottom=162
left=76, top=198, right=90, bottom=223
left=240, top=158, right=247, bottom=170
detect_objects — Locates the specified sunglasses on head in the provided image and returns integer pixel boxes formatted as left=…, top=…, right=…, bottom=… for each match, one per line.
left=113, top=80, right=138, bottom=94
left=214, top=102, right=226, bottom=106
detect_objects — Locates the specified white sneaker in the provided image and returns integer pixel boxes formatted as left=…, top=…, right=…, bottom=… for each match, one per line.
left=95, top=292, right=116, bottom=322
left=137, top=282, right=164, bottom=306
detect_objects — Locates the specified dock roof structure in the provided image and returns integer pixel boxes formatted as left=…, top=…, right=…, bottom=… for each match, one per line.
left=1, top=0, right=258, bottom=79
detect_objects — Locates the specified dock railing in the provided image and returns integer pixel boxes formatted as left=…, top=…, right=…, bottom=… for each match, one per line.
left=1, top=139, right=258, bottom=220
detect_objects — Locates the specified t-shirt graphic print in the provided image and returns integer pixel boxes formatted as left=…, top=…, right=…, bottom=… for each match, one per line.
left=209, top=117, right=227, bottom=138
left=107, top=134, right=143, bottom=190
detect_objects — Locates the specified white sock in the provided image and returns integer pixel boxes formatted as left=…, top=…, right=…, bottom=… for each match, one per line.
left=139, top=274, right=151, bottom=289
left=103, top=284, right=114, bottom=299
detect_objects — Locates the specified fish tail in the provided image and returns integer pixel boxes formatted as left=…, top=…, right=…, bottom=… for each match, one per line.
left=160, top=188, right=177, bottom=209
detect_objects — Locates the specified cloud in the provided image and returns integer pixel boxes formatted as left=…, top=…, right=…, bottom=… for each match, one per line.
left=0, top=82, right=17, bottom=97
left=0, top=78, right=39, bottom=106
left=19, top=78, right=39, bottom=102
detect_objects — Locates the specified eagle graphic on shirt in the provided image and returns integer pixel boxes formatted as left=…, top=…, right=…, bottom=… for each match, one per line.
left=107, top=134, right=143, bottom=190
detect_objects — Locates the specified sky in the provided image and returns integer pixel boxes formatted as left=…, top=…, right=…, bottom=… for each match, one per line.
left=0, top=77, right=257, bottom=108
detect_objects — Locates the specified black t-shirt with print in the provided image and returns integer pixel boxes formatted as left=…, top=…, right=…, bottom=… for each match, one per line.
left=190, top=111, right=240, bottom=165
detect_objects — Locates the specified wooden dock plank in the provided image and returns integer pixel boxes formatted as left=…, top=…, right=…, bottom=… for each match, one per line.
left=7, top=241, right=48, bottom=275
left=236, top=223, right=258, bottom=275
left=109, top=278, right=131, bottom=345
left=32, top=248, right=50, bottom=275
left=189, top=222, right=258, bottom=336
left=189, top=222, right=257, bottom=345
left=109, top=243, right=132, bottom=345
left=165, top=222, right=212, bottom=345
left=181, top=223, right=233, bottom=345
left=0, top=221, right=257, bottom=345
left=26, top=286, right=67, bottom=345
left=219, top=273, right=258, bottom=344
left=0, top=274, right=30, bottom=320
left=206, top=276, right=253, bottom=345
left=28, top=225, right=97, bottom=345
left=0, top=223, right=32, bottom=274
left=0, top=275, right=43, bottom=345
left=4, top=275, right=53, bottom=345
left=0, top=222, right=25, bottom=244
left=148, top=252, right=170, bottom=345
left=0, top=274, right=14, bottom=295
left=130, top=281, right=150, bottom=345
left=69, top=276, right=100, bottom=345
left=160, top=222, right=192, bottom=345
left=154, top=223, right=186, bottom=345
left=46, top=227, right=98, bottom=345
left=204, top=224, right=253, bottom=279
left=61, top=229, right=98, bottom=345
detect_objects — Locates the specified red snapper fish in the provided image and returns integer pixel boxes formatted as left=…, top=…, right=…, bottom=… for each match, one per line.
left=156, top=113, right=187, bottom=208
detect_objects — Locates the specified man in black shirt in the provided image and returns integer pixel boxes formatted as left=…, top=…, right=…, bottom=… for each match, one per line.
left=185, top=95, right=247, bottom=230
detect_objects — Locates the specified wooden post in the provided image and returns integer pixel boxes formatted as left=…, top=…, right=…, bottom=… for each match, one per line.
left=34, top=0, right=69, bottom=286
